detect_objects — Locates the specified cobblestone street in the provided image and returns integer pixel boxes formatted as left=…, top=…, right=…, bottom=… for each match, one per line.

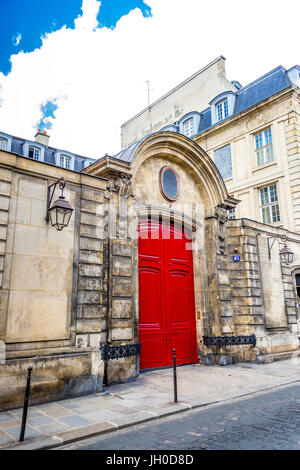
left=61, top=383, right=300, bottom=450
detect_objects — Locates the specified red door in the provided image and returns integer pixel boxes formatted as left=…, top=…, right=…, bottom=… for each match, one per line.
left=138, top=219, right=198, bottom=370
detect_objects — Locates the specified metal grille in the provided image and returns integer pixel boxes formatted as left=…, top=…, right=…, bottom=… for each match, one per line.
left=203, top=334, right=256, bottom=347
left=101, top=343, right=141, bottom=361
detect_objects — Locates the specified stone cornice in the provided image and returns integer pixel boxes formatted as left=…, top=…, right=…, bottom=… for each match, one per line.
left=84, top=155, right=132, bottom=179
left=0, top=149, right=107, bottom=191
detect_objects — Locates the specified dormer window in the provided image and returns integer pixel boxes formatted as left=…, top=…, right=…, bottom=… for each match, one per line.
left=183, top=118, right=194, bottom=137
left=178, top=112, right=201, bottom=138
left=209, top=92, right=236, bottom=126
left=60, top=155, right=71, bottom=169
left=55, top=150, right=74, bottom=170
left=0, top=138, right=7, bottom=151
left=28, top=146, right=40, bottom=160
left=217, top=99, right=228, bottom=122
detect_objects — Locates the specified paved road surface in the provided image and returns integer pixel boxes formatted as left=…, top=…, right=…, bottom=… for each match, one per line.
left=60, top=383, right=300, bottom=450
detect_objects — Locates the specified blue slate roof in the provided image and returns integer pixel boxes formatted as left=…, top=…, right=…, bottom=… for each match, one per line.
left=113, top=65, right=296, bottom=163
left=233, top=66, right=291, bottom=115
left=112, top=137, right=149, bottom=163
left=0, top=132, right=95, bottom=171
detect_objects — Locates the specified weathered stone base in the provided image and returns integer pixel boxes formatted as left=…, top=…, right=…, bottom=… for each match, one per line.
left=255, top=330, right=300, bottom=363
left=106, top=356, right=138, bottom=385
left=201, top=345, right=257, bottom=366
left=200, top=330, right=300, bottom=366
left=0, top=349, right=104, bottom=411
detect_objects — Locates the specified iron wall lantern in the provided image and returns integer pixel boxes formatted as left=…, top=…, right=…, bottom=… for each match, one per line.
left=279, top=243, right=294, bottom=265
left=267, top=234, right=294, bottom=266
left=46, top=177, right=73, bottom=231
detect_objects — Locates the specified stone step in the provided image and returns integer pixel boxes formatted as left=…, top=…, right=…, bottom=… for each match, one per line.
left=256, top=350, right=299, bottom=364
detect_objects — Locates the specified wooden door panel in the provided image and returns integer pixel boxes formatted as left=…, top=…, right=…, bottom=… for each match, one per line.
left=139, top=266, right=163, bottom=328
left=140, top=336, right=168, bottom=369
left=138, top=219, right=198, bottom=370
left=167, top=270, right=192, bottom=325
left=167, top=331, right=197, bottom=364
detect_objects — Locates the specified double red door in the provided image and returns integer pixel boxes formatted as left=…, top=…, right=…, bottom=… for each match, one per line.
left=138, top=219, right=198, bottom=370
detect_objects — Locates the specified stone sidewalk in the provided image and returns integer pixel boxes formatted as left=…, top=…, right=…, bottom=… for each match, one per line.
left=1, top=358, right=300, bottom=450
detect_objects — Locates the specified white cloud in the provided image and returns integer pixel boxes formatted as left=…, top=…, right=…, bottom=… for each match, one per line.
left=12, top=33, right=22, bottom=46
left=74, top=0, right=101, bottom=31
left=0, top=0, right=299, bottom=159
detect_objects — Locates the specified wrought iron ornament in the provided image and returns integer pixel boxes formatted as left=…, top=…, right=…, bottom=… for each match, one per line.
left=101, top=342, right=141, bottom=361
left=203, top=334, right=256, bottom=347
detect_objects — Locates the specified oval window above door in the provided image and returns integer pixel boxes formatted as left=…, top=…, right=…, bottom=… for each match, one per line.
left=159, top=166, right=179, bottom=201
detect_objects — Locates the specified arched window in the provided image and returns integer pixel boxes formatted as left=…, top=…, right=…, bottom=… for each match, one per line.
left=216, top=99, right=229, bottom=122
left=209, top=92, right=236, bottom=126
left=183, top=118, right=194, bottom=137
left=23, top=140, right=45, bottom=162
left=28, top=146, right=41, bottom=160
left=0, top=137, right=7, bottom=151
left=0, top=133, right=12, bottom=152
left=178, top=112, right=201, bottom=138
left=55, top=151, right=75, bottom=170
left=60, top=155, right=71, bottom=169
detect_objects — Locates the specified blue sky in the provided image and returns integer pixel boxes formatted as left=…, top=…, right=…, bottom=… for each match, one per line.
left=0, top=0, right=298, bottom=158
left=0, top=0, right=152, bottom=137
left=0, top=0, right=151, bottom=75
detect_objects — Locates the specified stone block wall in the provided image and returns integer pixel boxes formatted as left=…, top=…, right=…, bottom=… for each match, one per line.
left=227, top=219, right=299, bottom=361
left=104, top=190, right=137, bottom=385
left=202, top=206, right=237, bottom=365
left=0, top=151, right=110, bottom=409
left=227, top=223, right=264, bottom=335
left=0, top=166, right=11, bottom=342
left=76, top=187, right=105, bottom=350
left=281, top=265, right=298, bottom=332
left=202, top=216, right=300, bottom=365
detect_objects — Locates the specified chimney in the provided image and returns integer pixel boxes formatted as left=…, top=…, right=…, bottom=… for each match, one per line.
left=35, top=129, right=50, bottom=146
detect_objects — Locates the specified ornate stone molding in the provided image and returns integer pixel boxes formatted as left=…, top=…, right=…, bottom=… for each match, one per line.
left=105, top=172, right=133, bottom=199
left=214, top=204, right=227, bottom=254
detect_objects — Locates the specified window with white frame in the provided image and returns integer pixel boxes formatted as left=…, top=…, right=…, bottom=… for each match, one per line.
left=259, top=184, right=280, bottom=224
left=255, top=127, right=274, bottom=166
left=227, top=207, right=235, bottom=219
left=216, top=99, right=229, bottom=122
left=28, top=146, right=40, bottom=160
left=183, top=118, right=194, bottom=137
left=0, top=138, right=7, bottom=151
left=60, top=155, right=71, bottom=169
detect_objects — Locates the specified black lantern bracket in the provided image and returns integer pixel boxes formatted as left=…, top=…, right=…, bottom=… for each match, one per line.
left=46, top=177, right=66, bottom=223
left=267, top=234, right=294, bottom=265
left=45, top=177, right=73, bottom=231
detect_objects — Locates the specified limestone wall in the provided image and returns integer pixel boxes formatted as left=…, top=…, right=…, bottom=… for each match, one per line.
left=0, top=150, right=108, bottom=409
left=226, top=219, right=300, bottom=361
left=5, top=174, right=74, bottom=343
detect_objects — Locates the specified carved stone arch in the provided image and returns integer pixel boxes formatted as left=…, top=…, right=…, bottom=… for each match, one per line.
left=130, top=132, right=236, bottom=216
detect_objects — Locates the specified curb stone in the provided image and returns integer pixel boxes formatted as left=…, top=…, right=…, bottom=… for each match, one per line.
left=2, top=436, right=63, bottom=451
left=2, top=377, right=300, bottom=450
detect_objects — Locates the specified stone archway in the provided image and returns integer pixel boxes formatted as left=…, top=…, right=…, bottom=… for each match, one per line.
left=128, top=132, right=237, bottom=368
left=85, top=131, right=238, bottom=380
